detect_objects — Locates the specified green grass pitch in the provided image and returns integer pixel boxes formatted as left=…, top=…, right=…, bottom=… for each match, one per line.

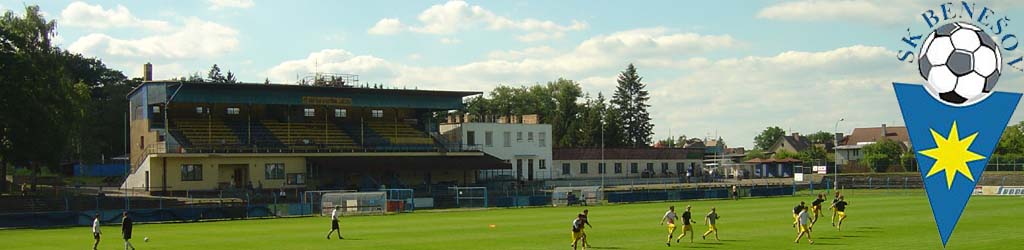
left=3, top=190, right=1021, bottom=249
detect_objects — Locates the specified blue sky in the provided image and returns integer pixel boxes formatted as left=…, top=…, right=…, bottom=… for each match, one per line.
left=4, top=0, right=1024, bottom=148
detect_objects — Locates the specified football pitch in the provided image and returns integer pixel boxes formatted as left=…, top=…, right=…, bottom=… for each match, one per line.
left=3, top=190, right=1020, bottom=250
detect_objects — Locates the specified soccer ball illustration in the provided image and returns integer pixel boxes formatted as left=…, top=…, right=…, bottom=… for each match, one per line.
left=918, top=22, right=1002, bottom=106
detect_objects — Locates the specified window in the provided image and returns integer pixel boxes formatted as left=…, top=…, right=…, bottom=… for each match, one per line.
left=467, top=131, right=476, bottom=145
left=484, top=131, right=493, bottom=147
left=580, top=163, right=589, bottom=174
left=598, top=163, right=606, bottom=174
left=227, top=107, right=240, bottom=115
left=646, top=163, right=655, bottom=173
left=539, top=159, right=546, bottom=170
left=151, top=106, right=161, bottom=114
left=528, top=132, right=534, bottom=141
left=371, top=109, right=384, bottom=118
left=676, top=163, right=685, bottom=175
left=303, top=108, right=315, bottom=117
left=562, top=163, right=571, bottom=175
left=265, top=163, right=285, bottom=180
left=517, top=132, right=523, bottom=141
left=503, top=132, right=512, bottom=147
left=195, top=107, right=205, bottom=114
left=335, top=109, right=347, bottom=118
left=180, top=164, right=203, bottom=181
left=630, top=163, right=639, bottom=174
left=539, top=132, right=546, bottom=147
left=614, top=163, right=623, bottom=174
left=661, top=163, right=669, bottom=173
left=286, top=173, right=305, bottom=185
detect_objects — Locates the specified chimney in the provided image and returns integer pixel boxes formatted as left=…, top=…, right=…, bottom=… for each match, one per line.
left=881, top=124, right=888, bottom=137
left=143, top=62, right=153, bottom=81
left=791, top=132, right=800, bottom=141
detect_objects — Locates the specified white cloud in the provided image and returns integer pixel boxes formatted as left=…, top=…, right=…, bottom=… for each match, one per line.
left=208, top=0, right=254, bottom=10
left=439, top=37, right=461, bottom=45
left=368, top=0, right=586, bottom=41
left=59, top=1, right=173, bottom=31
left=268, top=25, right=918, bottom=148
left=756, top=0, right=924, bottom=24
left=487, top=46, right=558, bottom=60
left=367, top=18, right=404, bottom=35
left=408, top=53, right=422, bottom=60
left=67, top=17, right=239, bottom=59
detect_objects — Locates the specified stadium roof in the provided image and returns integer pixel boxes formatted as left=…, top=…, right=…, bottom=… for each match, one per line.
left=128, top=81, right=481, bottom=110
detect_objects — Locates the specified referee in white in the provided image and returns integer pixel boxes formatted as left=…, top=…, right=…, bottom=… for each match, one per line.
left=326, top=206, right=343, bottom=240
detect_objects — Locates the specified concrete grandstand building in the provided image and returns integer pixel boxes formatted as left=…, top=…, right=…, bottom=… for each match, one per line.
left=120, top=77, right=507, bottom=195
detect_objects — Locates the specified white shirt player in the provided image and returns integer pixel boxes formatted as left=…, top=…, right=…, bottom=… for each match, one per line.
left=798, top=210, right=810, bottom=225
left=331, top=208, right=339, bottom=221
left=663, top=210, right=678, bottom=224
left=92, top=218, right=101, bottom=234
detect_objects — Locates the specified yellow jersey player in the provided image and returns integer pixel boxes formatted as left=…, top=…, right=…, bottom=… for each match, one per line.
left=794, top=206, right=814, bottom=245
left=659, top=206, right=679, bottom=247
left=811, top=194, right=825, bottom=226
left=675, top=205, right=697, bottom=244
left=830, top=191, right=841, bottom=226
left=701, top=207, right=720, bottom=241
left=791, top=201, right=805, bottom=231
left=832, top=195, right=849, bottom=231
left=571, top=214, right=586, bottom=250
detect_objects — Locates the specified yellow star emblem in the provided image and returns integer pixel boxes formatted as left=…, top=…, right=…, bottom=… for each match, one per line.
left=918, top=121, right=985, bottom=189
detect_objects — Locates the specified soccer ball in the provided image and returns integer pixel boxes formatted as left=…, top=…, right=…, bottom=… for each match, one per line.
left=918, top=21, right=1002, bottom=106
left=144, top=237, right=150, bottom=242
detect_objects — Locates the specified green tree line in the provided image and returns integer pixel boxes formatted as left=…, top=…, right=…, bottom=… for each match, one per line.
left=465, top=64, right=654, bottom=148
left=1, top=6, right=142, bottom=191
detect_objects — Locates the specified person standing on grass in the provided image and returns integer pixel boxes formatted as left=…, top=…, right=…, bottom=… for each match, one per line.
left=830, top=191, right=841, bottom=226
left=811, top=193, right=826, bottom=226
left=121, top=211, right=134, bottom=250
left=326, top=205, right=344, bottom=239
left=792, top=201, right=805, bottom=231
left=794, top=206, right=814, bottom=244
left=832, top=195, right=849, bottom=231
left=702, top=207, right=720, bottom=241
left=659, top=206, right=679, bottom=247
left=580, top=209, right=593, bottom=248
left=732, top=185, right=739, bottom=200
left=571, top=213, right=587, bottom=250
left=92, top=213, right=101, bottom=250
left=675, top=205, right=697, bottom=244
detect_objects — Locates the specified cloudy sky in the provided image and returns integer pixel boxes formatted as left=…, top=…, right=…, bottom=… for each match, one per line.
left=4, top=0, right=1024, bottom=148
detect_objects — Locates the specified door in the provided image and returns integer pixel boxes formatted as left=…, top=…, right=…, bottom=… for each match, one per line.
left=234, top=168, right=246, bottom=189
left=144, top=171, right=150, bottom=191
left=527, top=159, right=534, bottom=181
left=516, top=159, right=523, bottom=181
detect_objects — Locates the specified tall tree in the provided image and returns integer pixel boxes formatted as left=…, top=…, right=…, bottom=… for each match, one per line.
left=207, top=64, right=224, bottom=82
left=0, top=6, right=91, bottom=191
left=549, top=78, right=583, bottom=147
left=754, top=126, right=786, bottom=151
left=225, top=71, right=237, bottom=83
left=611, top=64, right=653, bottom=148
left=861, top=139, right=904, bottom=172
left=806, top=131, right=835, bottom=145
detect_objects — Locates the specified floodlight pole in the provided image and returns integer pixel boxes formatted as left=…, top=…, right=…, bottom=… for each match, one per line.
left=601, top=108, right=605, bottom=189
left=833, top=118, right=844, bottom=191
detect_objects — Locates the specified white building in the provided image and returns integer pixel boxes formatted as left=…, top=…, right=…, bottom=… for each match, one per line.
left=553, top=148, right=705, bottom=180
left=439, top=115, right=553, bottom=181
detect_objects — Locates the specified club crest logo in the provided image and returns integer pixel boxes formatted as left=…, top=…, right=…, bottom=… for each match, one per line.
left=894, top=2, right=1021, bottom=247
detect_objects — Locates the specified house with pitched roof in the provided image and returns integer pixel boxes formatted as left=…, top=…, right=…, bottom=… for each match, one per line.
left=834, top=124, right=911, bottom=165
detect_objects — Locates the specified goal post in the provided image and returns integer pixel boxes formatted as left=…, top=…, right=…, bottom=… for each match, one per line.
left=449, top=186, right=488, bottom=208
left=321, top=191, right=387, bottom=216
left=302, top=190, right=356, bottom=216
left=382, top=188, right=415, bottom=212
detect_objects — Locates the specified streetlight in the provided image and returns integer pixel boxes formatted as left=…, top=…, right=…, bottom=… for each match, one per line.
left=833, top=118, right=844, bottom=191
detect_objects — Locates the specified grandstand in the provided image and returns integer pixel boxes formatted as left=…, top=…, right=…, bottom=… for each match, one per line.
left=122, top=79, right=508, bottom=196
